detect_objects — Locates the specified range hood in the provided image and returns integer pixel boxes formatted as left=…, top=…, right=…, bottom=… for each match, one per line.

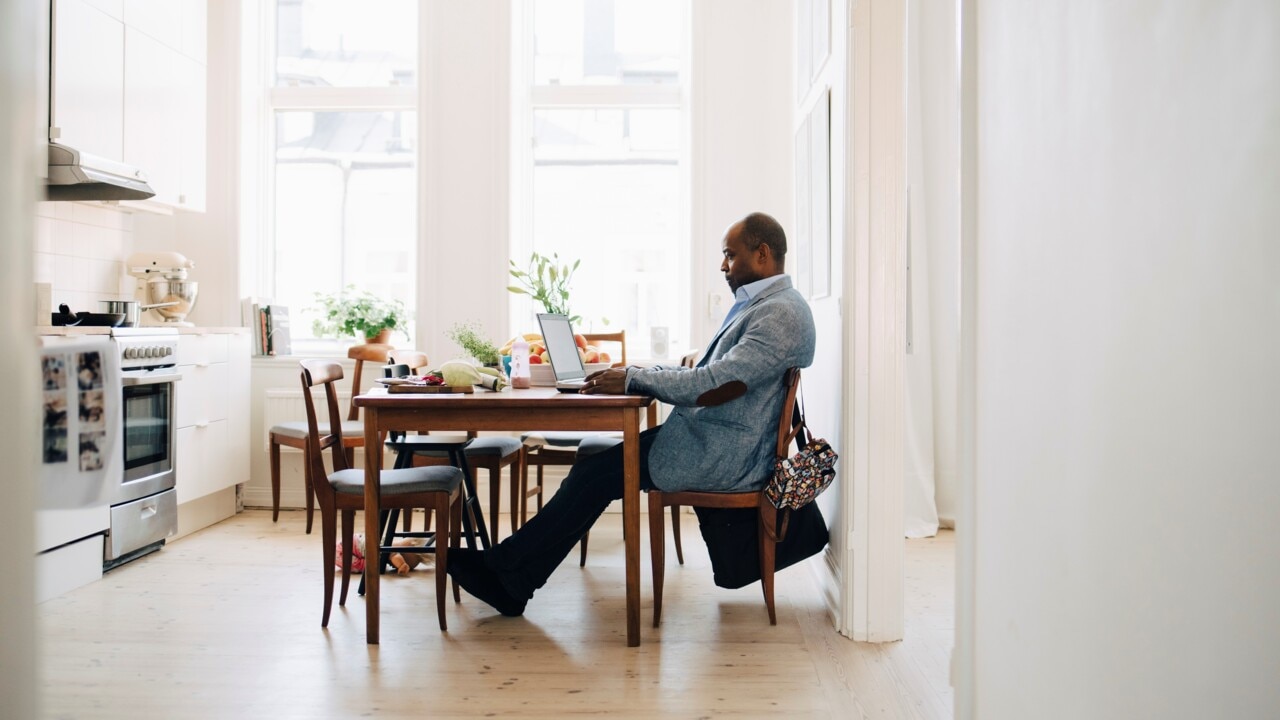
left=44, top=142, right=156, bottom=202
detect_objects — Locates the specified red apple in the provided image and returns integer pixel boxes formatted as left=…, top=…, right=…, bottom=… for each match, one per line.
left=583, top=350, right=600, bottom=363
left=574, top=334, right=588, bottom=350
left=598, top=351, right=611, bottom=364
left=528, top=354, right=544, bottom=364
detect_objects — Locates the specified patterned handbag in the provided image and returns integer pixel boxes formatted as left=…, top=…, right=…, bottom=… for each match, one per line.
left=765, top=393, right=838, bottom=512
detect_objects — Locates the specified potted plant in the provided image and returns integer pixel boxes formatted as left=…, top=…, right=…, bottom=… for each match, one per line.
left=508, top=251, right=582, bottom=323
left=446, top=321, right=502, bottom=366
left=310, top=286, right=411, bottom=344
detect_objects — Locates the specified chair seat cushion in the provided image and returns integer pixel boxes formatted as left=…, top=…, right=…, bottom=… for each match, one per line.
left=463, top=436, right=523, bottom=457
left=521, top=431, right=621, bottom=448
left=576, top=435, right=622, bottom=457
left=328, top=465, right=463, bottom=496
left=270, top=420, right=365, bottom=442
left=405, top=436, right=523, bottom=459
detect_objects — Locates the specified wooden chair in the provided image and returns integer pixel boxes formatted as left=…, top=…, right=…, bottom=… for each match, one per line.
left=569, top=348, right=700, bottom=567
left=299, top=359, right=464, bottom=631
left=268, top=343, right=392, bottom=533
left=384, top=352, right=524, bottom=545
left=518, top=331, right=627, bottom=553
left=646, top=367, right=803, bottom=627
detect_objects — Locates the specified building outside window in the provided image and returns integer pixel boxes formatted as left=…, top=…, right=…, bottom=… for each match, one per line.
left=265, top=0, right=418, bottom=350
left=514, top=0, right=689, bottom=359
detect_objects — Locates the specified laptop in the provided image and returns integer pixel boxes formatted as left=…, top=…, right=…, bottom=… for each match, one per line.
left=536, top=313, right=591, bottom=393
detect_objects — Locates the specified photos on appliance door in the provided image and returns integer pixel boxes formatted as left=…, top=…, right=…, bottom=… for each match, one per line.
left=77, top=350, right=102, bottom=390
left=76, top=351, right=105, bottom=471
left=42, top=355, right=68, bottom=464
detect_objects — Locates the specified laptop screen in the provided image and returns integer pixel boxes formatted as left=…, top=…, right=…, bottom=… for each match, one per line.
left=536, top=313, right=586, bottom=381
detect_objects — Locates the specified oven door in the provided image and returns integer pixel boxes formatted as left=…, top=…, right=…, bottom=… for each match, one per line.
left=117, top=369, right=182, bottom=505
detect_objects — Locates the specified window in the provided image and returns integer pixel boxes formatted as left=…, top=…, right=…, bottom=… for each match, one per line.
left=265, top=0, right=418, bottom=349
left=514, top=0, right=688, bottom=359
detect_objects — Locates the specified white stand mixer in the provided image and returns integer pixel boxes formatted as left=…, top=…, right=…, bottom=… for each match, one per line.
left=126, top=252, right=199, bottom=327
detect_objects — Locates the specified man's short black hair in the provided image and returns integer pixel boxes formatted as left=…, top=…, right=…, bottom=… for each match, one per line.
left=739, top=212, right=787, bottom=267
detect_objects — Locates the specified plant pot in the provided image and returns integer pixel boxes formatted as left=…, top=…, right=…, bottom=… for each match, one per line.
left=364, top=329, right=392, bottom=345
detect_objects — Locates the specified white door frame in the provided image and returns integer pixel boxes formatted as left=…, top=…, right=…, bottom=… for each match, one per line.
left=953, top=1, right=977, bottom=714
left=839, top=0, right=908, bottom=642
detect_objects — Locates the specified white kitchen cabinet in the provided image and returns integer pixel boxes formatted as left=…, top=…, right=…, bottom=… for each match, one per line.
left=226, top=333, right=251, bottom=476
left=176, top=52, right=207, bottom=211
left=180, top=0, right=207, bottom=63
left=81, top=0, right=123, bottom=20
left=122, top=0, right=180, bottom=50
left=121, top=0, right=205, bottom=210
left=174, top=333, right=247, bottom=505
left=123, top=27, right=181, bottom=205
left=51, top=0, right=207, bottom=211
left=52, top=0, right=124, bottom=161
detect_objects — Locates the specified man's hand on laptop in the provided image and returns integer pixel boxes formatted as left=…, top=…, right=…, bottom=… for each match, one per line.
left=580, top=367, right=628, bottom=395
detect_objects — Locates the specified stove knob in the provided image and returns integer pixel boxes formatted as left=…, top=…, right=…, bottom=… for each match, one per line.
left=125, top=348, right=137, bottom=359
left=145, top=347, right=156, bottom=358
left=163, top=347, right=173, bottom=357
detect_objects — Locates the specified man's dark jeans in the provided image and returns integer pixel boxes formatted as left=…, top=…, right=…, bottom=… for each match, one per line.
left=487, top=426, right=662, bottom=599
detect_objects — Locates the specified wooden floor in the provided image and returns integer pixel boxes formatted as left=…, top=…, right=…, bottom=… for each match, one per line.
left=38, top=510, right=954, bottom=719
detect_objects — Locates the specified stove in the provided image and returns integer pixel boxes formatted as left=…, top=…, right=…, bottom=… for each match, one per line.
left=105, top=327, right=181, bottom=569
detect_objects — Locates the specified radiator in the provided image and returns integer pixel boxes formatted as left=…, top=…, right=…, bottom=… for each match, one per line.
left=263, top=388, right=351, bottom=452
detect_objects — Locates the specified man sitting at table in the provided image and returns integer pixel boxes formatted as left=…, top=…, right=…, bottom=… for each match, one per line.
left=447, top=211, right=817, bottom=617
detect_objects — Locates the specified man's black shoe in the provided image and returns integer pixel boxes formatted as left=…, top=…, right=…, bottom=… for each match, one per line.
left=446, top=549, right=528, bottom=617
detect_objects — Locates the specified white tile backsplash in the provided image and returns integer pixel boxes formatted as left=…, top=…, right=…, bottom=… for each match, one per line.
left=35, top=216, right=54, bottom=253
left=34, top=253, right=54, bottom=284
left=38, top=203, right=134, bottom=311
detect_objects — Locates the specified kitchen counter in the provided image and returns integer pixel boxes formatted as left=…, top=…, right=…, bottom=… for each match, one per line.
left=36, top=326, right=249, bottom=336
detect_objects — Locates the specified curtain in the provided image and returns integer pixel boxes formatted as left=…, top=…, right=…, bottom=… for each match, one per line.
left=904, top=0, right=961, bottom=537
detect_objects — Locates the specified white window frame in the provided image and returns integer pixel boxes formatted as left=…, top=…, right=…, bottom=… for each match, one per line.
left=509, top=0, right=692, bottom=359
left=241, top=2, right=419, bottom=357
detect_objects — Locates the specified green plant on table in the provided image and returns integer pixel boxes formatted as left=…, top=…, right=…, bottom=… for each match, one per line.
left=507, top=251, right=581, bottom=324
left=310, top=286, right=411, bottom=341
left=446, top=321, right=502, bottom=366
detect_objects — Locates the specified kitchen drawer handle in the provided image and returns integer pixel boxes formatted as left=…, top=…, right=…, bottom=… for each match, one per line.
left=195, top=362, right=210, bottom=368
left=196, top=422, right=209, bottom=428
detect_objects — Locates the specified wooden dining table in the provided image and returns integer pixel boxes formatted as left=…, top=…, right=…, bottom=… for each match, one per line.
left=355, top=385, right=658, bottom=646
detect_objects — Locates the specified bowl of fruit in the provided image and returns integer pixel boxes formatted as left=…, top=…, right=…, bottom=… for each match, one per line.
left=500, top=333, right=615, bottom=386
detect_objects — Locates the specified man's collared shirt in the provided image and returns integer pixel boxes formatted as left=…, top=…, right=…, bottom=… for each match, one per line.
left=718, top=274, right=785, bottom=335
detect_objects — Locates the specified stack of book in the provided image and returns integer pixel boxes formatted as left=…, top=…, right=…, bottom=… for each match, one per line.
left=242, top=299, right=292, bottom=356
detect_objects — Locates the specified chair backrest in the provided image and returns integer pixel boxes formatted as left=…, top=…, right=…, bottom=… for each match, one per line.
left=679, top=350, right=699, bottom=369
left=387, top=350, right=428, bottom=373
left=346, top=343, right=393, bottom=421
left=584, top=330, right=627, bottom=367
left=774, top=368, right=804, bottom=459
left=300, top=360, right=351, bottom=503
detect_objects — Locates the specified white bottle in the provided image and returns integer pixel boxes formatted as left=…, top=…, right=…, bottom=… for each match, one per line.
left=510, top=337, right=531, bottom=389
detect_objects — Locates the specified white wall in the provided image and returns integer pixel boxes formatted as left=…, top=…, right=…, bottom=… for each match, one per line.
left=2, top=0, right=42, bottom=715
left=416, top=0, right=512, bottom=366
left=690, top=0, right=794, bottom=346
left=969, top=1, right=1280, bottom=716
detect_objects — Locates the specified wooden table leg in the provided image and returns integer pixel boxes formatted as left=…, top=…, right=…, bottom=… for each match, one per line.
left=363, top=407, right=382, bottom=645
left=623, top=406, right=642, bottom=647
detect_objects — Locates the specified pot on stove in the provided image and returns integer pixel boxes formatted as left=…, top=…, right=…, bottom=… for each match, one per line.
left=52, top=303, right=126, bottom=327
left=97, top=300, right=179, bottom=327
